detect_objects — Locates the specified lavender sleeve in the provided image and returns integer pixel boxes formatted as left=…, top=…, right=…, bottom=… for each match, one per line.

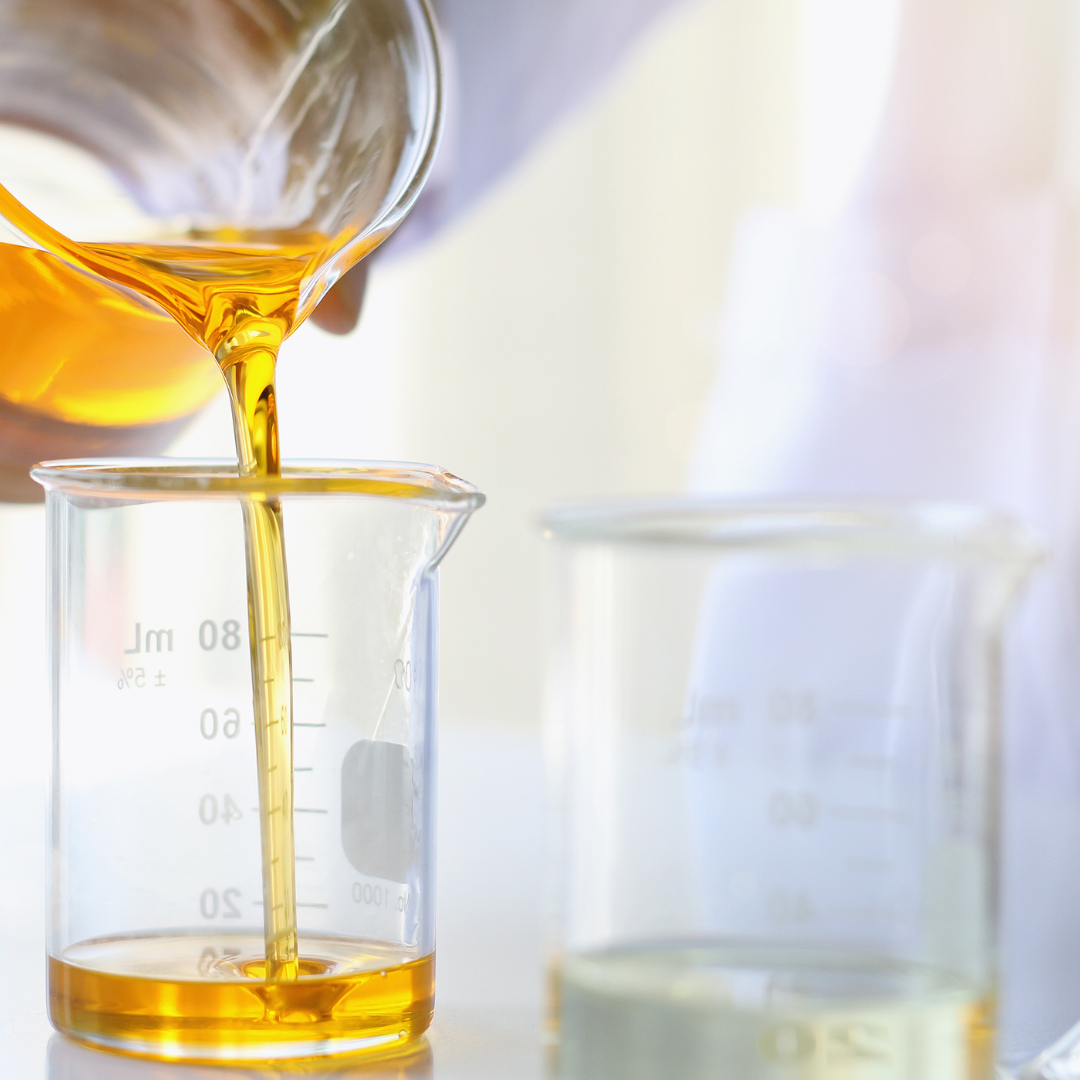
left=393, top=0, right=686, bottom=246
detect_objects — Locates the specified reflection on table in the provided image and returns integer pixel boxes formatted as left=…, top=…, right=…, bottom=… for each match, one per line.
left=47, top=1034, right=434, bottom=1080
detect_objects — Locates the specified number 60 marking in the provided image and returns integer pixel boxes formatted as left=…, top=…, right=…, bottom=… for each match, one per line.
left=200, top=707, right=241, bottom=740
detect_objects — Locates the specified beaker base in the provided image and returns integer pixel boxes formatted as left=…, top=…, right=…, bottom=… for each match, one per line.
left=48, top=932, right=434, bottom=1062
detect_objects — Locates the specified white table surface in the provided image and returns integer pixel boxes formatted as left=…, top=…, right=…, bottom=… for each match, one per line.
left=1, top=727, right=548, bottom=1079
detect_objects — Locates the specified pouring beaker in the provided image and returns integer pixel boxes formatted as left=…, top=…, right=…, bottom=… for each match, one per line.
left=33, top=459, right=482, bottom=1062
left=0, top=0, right=441, bottom=500
left=543, top=499, right=1041, bottom=1080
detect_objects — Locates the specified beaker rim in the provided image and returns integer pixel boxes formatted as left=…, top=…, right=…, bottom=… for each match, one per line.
left=540, top=496, right=1043, bottom=564
left=31, top=458, right=485, bottom=512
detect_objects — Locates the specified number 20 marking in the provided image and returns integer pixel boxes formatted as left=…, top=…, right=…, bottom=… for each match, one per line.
left=200, top=888, right=241, bottom=919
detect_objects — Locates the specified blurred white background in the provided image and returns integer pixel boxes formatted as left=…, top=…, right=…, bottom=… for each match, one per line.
left=0, top=0, right=906, bottom=773
left=196, top=0, right=896, bottom=738
left=0, top=2, right=903, bottom=1071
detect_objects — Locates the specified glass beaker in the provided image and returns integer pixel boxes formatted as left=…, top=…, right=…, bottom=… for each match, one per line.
left=543, top=500, right=1041, bottom=1080
left=0, top=0, right=441, bottom=500
left=33, top=459, right=483, bottom=1062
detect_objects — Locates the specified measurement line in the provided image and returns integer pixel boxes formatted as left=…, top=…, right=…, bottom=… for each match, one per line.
left=294, top=767, right=314, bottom=773
left=294, top=678, right=315, bottom=683
left=295, top=807, right=328, bottom=814
left=297, top=903, right=328, bottom=909
left=296, top=856, right=315, bottom=862
left=292, top=633, right=329, bottom=638
left=294, top=722, right=326, bottom=728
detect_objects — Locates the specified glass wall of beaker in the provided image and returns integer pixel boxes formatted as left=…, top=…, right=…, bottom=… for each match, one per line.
left=35, top=460, right=482, bottom=1062
left=544, top=500, right=1039, bottom=1080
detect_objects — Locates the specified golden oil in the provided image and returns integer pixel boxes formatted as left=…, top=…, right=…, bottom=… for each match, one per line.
left=0, top=179, right=406, bottom=1053
left=50, top=934, right=435, bottom=1062
left=0, top=245, right=217, bottom=428
left=50, top=229, right=335, bottom=980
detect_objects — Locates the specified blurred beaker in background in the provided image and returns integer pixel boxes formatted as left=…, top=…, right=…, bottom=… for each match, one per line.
left=544, top=500, right=1039, bottom=1080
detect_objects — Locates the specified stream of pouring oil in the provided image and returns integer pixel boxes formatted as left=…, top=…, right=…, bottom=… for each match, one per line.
left=0, top=183, right=379, bottom=981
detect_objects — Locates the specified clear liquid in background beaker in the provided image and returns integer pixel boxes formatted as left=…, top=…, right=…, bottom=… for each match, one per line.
left=557, top=946, right=992, bottom=1080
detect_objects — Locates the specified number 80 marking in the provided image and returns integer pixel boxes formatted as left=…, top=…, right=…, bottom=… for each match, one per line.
left=199, top=620, right=242, bottom=651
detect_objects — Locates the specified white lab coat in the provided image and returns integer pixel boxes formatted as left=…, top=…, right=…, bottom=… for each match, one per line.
left=690, top=0, right=1080, bottom=1063
left=395, top=0, right=684, bottom=245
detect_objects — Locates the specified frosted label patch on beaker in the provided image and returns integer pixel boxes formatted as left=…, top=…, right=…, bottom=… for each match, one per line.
left=341, top=740, right=415, bottom=884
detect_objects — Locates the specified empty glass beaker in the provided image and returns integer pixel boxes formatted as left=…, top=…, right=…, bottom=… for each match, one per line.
left=544, top=500, right=1040, bottom=1080
left=34, top=459, right=483, bottom=1062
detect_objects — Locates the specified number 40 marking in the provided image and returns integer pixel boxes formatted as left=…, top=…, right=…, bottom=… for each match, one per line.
left=199, top=794, right=243, bottom=825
